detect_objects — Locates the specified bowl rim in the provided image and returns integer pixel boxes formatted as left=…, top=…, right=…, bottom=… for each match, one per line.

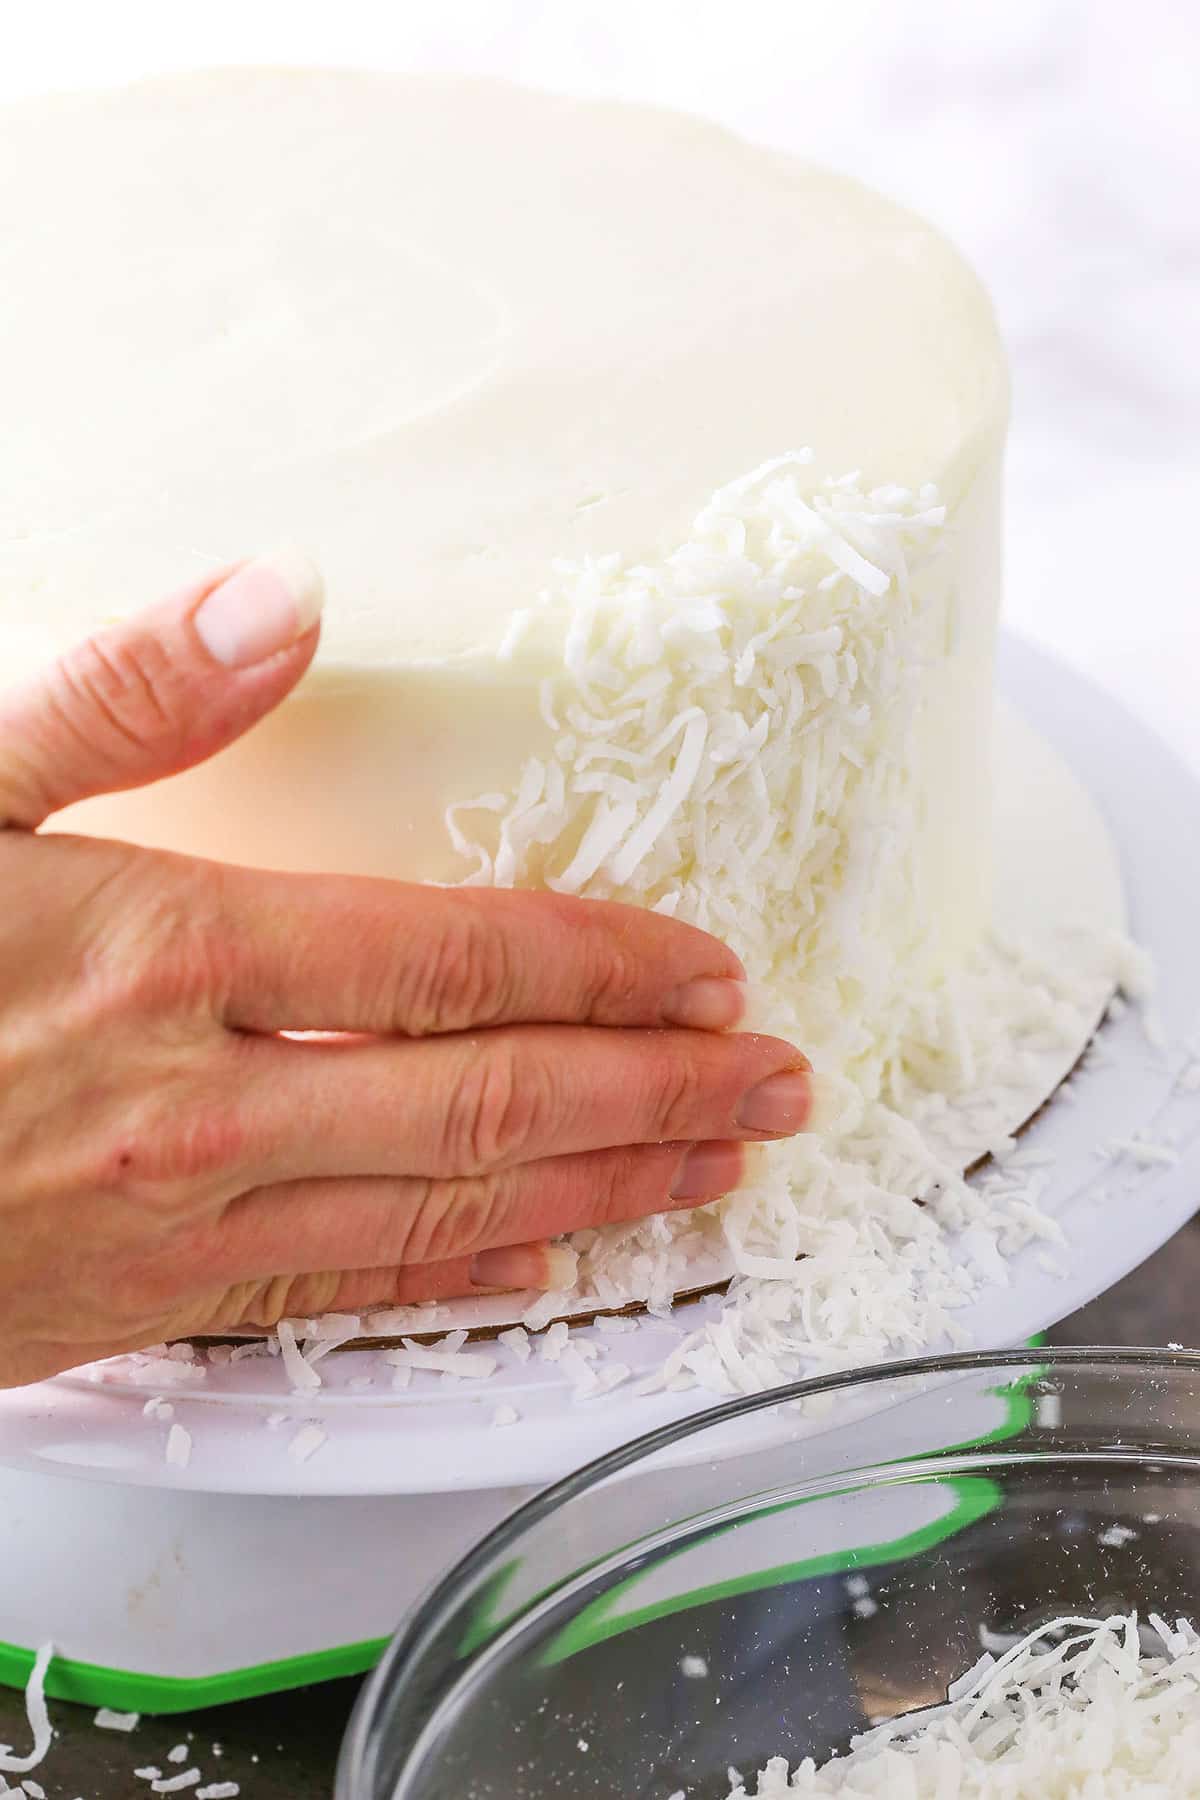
left=336, top=1344, right=1200, bottom=1795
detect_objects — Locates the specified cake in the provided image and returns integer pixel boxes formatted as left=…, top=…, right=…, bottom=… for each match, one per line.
left=4, top=70, right=1093, bottom=1378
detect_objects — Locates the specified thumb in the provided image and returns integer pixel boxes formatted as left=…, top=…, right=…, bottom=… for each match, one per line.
left=0, top=550, right=324, bottom=829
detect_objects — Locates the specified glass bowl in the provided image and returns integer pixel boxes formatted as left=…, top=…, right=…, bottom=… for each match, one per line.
left=336, top=1348, right=1200, bottom=1799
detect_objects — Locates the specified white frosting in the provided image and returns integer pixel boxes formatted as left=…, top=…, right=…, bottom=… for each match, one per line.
left=0, top=70, right=1006, bottom=942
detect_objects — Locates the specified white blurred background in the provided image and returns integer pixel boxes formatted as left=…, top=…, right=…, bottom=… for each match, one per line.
left=6, top=0, right=1197, bottom=767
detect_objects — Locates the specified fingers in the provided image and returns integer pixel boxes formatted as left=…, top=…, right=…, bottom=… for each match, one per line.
left=226, top=1243, right=569, bottom=1318
left=236, top=1241, right=579, bottom=1316
left=209, top=875, right=747, bottom=1036
left=230, top=1026, right=811, bottom=1184
left=0, top=551, right=323, bottom=829
left=203, top=1139, right=750, bottom=1293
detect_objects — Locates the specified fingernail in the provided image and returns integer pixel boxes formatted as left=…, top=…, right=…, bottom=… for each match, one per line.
left=736, top=1068, right=812, bottom=1134
left=735, top=983, right=783, bottom=1035
left=670, top=1140, right=746, bottom=1200
left=661, top=977, right=747, bottom=1031
left=806, top=1071, right=860, bottom=1135
left=194, top=547, right=324, bottom=668
left=469, top=1243, right=579, bottom=1292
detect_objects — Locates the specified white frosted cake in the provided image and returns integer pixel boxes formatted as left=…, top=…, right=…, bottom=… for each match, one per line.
left=4, top=69, right=1137, bottom=1394
left=0, top=67, right=1008, bottom=1103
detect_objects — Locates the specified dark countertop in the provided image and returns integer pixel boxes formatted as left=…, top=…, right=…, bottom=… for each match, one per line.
left=5, top=1218, right=1197, bottom=1799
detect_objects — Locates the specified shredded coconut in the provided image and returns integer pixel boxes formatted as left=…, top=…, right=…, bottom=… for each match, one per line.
left=539, top=1322, right=570, bottom=1364
left=450, top=457, right=946, bottom=1076
left=165, top=1423, right=192, bottom=1469
left=384, top=1342, right=498, bottom=1380
left=287, top=1423, right=327, bottom=1464
left=498, top=1327, right=532, bottom=1363
left=521, top=1289, right=572, bottom=1332
left=584, top=1361, right=632, bottom=1398
left=729, top=1614, right=1200, bottom=1796
left=595, top=1313, right=635, bottom=1335
left=94, top=1709, right=139, bottom=1732
left=1107, top=1136, right=1180, bottom=1168
left=299, top=1314, right=364, bottom=1366
left=585, top=917, right=1112, bottom=1396
left=275, top=1320, right=322, bottom=1393
left=0, top=1644, right=52, bottom=1777
left=110, top=1352, right=206, bottom=1389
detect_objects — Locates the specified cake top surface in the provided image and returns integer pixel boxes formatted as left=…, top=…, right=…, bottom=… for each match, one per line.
left=0, top=67, right=1006, bottom=669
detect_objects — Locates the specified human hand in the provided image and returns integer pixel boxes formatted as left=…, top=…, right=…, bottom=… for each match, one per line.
left=0, top=556, right=812, bottom=1386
